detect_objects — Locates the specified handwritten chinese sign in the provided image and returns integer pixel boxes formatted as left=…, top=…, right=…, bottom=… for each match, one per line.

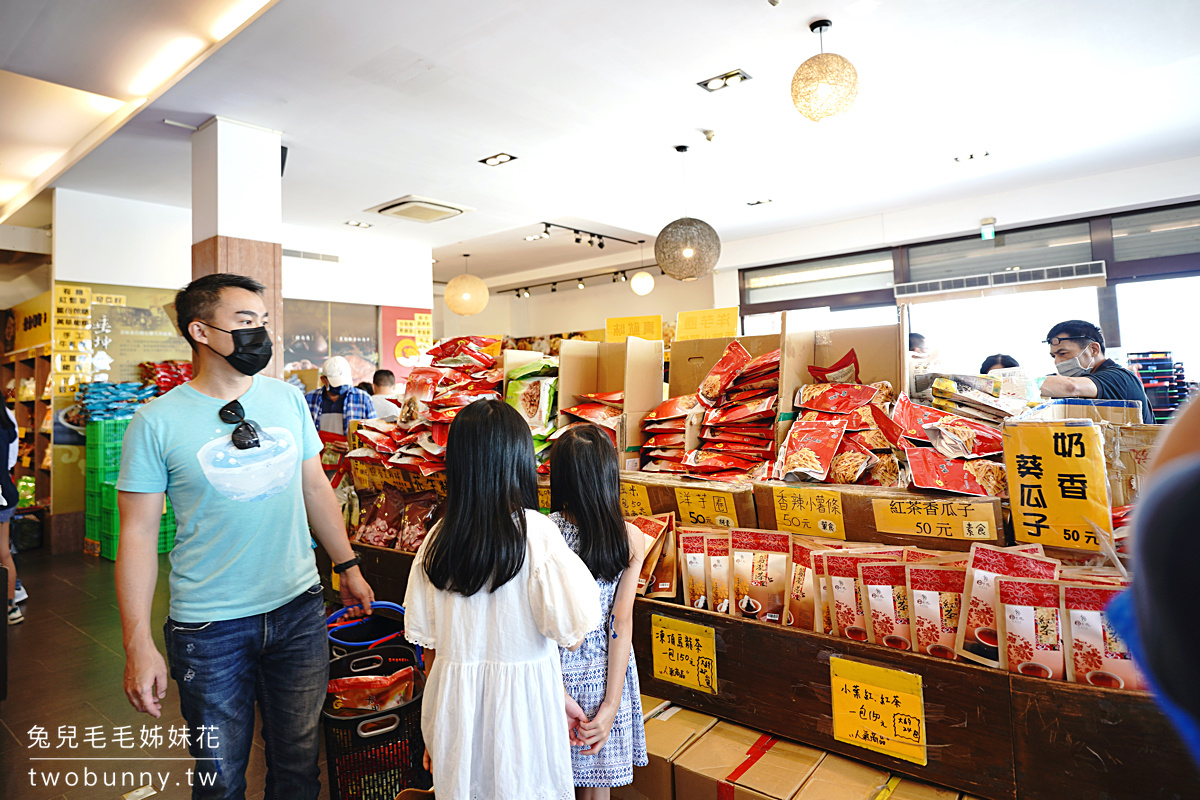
left=619, top=481, right=653, bottom=518
left=651, top=614, right=717, bottom=694
left=674, top=307, right=739, bottom=342
left=871, top=498, right=994, bottom=541
left=538, top=486, right=552, bottom=511
left=674, top=487, right=737, bottom=527
left=830, top=657, right=926, bottom=766
left=771, top=485, right=845, bottom=539
left=1002, top=421, right=1110, bottom=551
left=606, top=314, right=663, bottom=343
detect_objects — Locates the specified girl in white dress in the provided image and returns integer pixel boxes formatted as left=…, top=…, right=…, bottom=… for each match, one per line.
left=404, top=399, right=602, bottom=800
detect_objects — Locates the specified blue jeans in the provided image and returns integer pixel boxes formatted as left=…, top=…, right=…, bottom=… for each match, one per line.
left=164, top=584, right=328, bottom=800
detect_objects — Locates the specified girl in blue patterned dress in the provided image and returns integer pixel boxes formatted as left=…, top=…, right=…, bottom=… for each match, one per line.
left=549, top=424, right=648, bottom=798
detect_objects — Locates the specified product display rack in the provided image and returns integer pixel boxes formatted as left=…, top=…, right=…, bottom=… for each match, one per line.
left=1127, top=351, right=1187, bottom=424
left=318, top=545, right=1200, bottom=800
left=0, top=344, right=54, bottom=531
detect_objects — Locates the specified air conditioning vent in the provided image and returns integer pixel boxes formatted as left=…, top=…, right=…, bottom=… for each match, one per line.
left=893, top=260, right=1105, bottom=299
left=367, top=195, right=473, bottom=223
left=282, top=249, right=340, bottom=262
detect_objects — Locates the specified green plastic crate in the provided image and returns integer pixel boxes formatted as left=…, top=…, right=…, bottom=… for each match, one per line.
left=100, top=483, right=118, bottom=513
left=85, top=512, right=101, bottom=538
left=86, top=441, right=123, bottom=473
left=85, top=489, right=102, bottom=514
left=99, top=531, right=118, bottom=561
left=158, top=529, right=175, bottom=554
left=100, top=508, right=120, bottom=537
left=86, top=418, right=130, bottom=443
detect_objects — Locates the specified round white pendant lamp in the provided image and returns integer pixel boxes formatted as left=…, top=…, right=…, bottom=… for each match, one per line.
left=444, top=254, right=489, bottom=316
left=791, top=20, right=858, bottom=122
left=630, top=270, right=656, bottom=296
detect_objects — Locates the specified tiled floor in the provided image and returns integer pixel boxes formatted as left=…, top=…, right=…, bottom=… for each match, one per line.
left=1, top=548, right=332, bottom=800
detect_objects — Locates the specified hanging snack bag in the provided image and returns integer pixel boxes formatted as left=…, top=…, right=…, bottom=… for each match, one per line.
left=1061, top=583, right=1146, bottom=690
left=860, top=562, right=914, bottom=650
left=906, top=447, right=1008, bottom=498
left=822, top=549, right=904, bottom=641
left=698, top=341, right=753, bottom=408
left=629, top=515, right=669, bottom=595
left=808, top=349, right=860, bottom=384
left=353, top=486, right=405, bottom=548
left=646, top=513, right=679, bottom=600
left=705, top=531, right=734, bottom=614
left=996, top=577, right=1065, bottom=680
left=731, top=529, right=791, bottom=624
left=394, top=491, right=443, bottom=553
left=796, top=383, right=879, bottom=415
left=956, top=544, right=1060, bottom=667
left=826, top=435, right=878, bottom=485
left=906, top=563, right=968, bottom=660
left=925, top=417, right=1005, bottom=460
left=777, top=419, right=848, bottom=482
left=679, top=530, right=710, bottom=610
left=789, top=536, right=845, bottom=630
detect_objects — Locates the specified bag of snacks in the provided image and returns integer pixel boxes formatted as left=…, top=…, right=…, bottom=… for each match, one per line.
left=795, top=383, right=879, bottom=415
left=892, top=393, right=955, bottom=443
left=924, top=417, right=1004, bottom=460
left=394, top=491, right=442, bottom=552
left=860, top=562, right=914, bottom=650
left=996, top=577, right=1064, bottom=680
left=679, top=531, right=709, bottom=610
left=645, top=433, right=686, bottom=449
left=808, top=349, right=860, bottom=384
left=777, top=419, right=847, bottom=482
left=702, top=395, right=777, bottom=427
left=561, top=402, right=622, bottom=430
left=578, top=391, right=623, bottom=407
left=1061, top=583, right=1145, bottom=690
left=789, top=536, right=845, bottom=630
left=645, top=394, right=700, bottom=423
left=683, top=449, right=765, bottom=473
left=736, top=349, right=780, bottom=381
left=701, top=428, right=774, bottom=446
left=826, top=435, right=878, bottom=485
left=869, top=381, right=896, bottom=405
left=731, top=529, right=791, bottom=624
left=906, top=447, right=1008, bottom=498
left=907, top=563, right=967, bottom=659
left=705, top=531, right=733, bottom=614
left=326, top=666, right=416, bottom=716
left=698, top=341, right=753, bottom=407
left=822, top=549, right=903, bottom=641
left=858, top=453, right=903, bottom=488
left=645, top=514, right=679, bottom=600
left=702, top=441, right=776, bottom=461
left=956, top=544, right=1060, bottom=667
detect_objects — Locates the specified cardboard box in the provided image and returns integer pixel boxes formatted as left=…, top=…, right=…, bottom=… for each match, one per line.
left=1018, top=398, right=1143, bottom=425
left=887, top=778, right=961, bottom=800
left=560, top=336, right=664, bottom=468
left=611, top=707, right=719, bottom=800
left=1102, top=423, right=1160, bottom=506
left=753, top=481, right=1004, bottom=552
left=673, top=722, right=825, bottom=800
left=668, top=334, right=782, bottom=400
left=791, top=753, right=890, bottom=800
left=621, top=471, right=758, bottom=529
left=641, top=694, right=671, bottom=720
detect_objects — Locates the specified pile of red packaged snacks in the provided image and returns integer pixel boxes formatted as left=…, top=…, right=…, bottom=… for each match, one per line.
left=347, top=336, right=501, bottom=477
left=139, top=360, right=193, bottom=395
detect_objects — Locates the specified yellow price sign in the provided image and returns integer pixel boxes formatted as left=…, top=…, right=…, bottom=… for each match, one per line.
left=770, top=485, right=846, bottom=539
left=830, top=657, right=927, bottom=766
left=538, top=486, right=552, bottom=510
left=674, top=487, right=737, bottom=528
left=1003, top=421, right=1110, bottom=551
left=871, top=498, right=994, bottom=541
left=674, top=307, right=739, bottom=342
left=606, top=314, right=663, bottom=343
left=651, top=614, right=717, bottom=695
left=619, top=481, right=653, bottom=518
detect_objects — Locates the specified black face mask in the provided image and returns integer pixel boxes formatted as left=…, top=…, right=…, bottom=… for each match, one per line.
left=201, top=323, right=273, bottom=376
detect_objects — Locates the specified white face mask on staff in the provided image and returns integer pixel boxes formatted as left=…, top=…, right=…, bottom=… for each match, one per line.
left=1051, top=339, right=1100, bottom=378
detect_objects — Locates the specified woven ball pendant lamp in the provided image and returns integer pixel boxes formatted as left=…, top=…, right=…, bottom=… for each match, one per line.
left=655, top=217, right=721, bottom=281
left=791, top=20, right=858, bottom=122
left=443, top=254, right=489, bottom=316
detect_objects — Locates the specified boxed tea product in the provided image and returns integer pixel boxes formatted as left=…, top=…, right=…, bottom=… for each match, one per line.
left=860, top=562, right=914, bottom=651
left=629, top=515, right=669, bottom=595
left=731, top=529, right=792, bottom=624
left=996, top=577, right=1065, bottom=679
left=1061, top=582, right=1147, bottom=690
left=956, top=544, right=1060, bottom=667
left=678, top=530, right=709, bottom=611
left=705, top=531, right=734, bottom=615
left=907, top=563, right=968, bottom=660
left=789, top=536, right=845, bottom=630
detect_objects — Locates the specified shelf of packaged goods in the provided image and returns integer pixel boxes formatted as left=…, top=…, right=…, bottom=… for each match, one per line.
left=317, top=542, right=1199, bottom=800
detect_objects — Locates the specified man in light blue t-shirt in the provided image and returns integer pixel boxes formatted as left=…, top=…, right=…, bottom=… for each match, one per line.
left=115, top=273, right=374, bottom=799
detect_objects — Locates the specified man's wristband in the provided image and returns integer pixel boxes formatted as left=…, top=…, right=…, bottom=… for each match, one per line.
left=333, top=556, right=361, bottom=574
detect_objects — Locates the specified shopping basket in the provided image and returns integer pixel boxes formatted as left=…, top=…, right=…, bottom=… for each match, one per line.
left=327, top=601, right=420, bottom=662
left=323, top=645, right=432, bottom=800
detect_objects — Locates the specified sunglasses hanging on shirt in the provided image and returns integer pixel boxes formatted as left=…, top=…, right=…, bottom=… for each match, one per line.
left=219, top=399, right=263, bottom=450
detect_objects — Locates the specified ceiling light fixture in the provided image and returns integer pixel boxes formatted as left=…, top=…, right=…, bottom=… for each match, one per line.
left=212, top=0, right=271, bottom=39
left=574, top=230, right=582, bottom=244
left=791, top=20, right=858, bottom=121
left=444, top=254, right=489, bottom=316
left=656, top=145, right=721, bottom=281
left=480, top=152, right=517, bottom=167
left=619, top=271, right=627, bottom=282
left=345, top=220, right=371, bottom=228
left=522, top=288, right=530, bottom=298
left=129, top=37, right=206, bottom=96
left=87, top=94, right=125, bottom=114
left=578, top=279, right=586, bottom=290
left=551, top=283, right=557, bottom=293
left=747, top=199, right=772, bottom=206
left=631, top=271, right=655, bottom=296
left=597, top=236, right=605, bottom=249
left=954, top=151, right=990, bottom=163
left=612, top=274, right=619, bottom=283
left=698, top=69, right=752, bottom=92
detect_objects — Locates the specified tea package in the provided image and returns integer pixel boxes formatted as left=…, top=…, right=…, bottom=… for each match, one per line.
left=645, top=513, right=679, bottom=600
left=907, top=564, right=967, bottom=660
left=679, top=531, right=709, bottom=610
left=777, top=419, right=848, bottom=482
left=808, top=348, right=860, bottom=384
left=860, top=562, right=914, bottom=651
left=996, top=578, right=1064, bottom=680
left=698, top=341, right=753, bottom=408
left=822, top=550, right=903, bottom=641
left=628, top=516, right=669, bottom=595
left=731, top=529, right=791, bottom=624
left=956, top=544, right=1060, bottom=667
left=705, top=531, right=734, bottom=615
left=1061, top=583, right=1146, bottom=690
left=789, top=536, right=845, bottom=631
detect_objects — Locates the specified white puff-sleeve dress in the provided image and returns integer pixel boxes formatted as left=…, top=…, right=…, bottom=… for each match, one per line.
left=404, top=509, right=602, bottom=800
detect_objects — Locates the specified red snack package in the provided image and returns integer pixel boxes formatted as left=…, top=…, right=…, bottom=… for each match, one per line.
left=426, top=336, right=497, bottom=360
left=924, top=417, right=1004, bottom=459
left=702, top=441, right=776, bottom=461
left=698, top=341, right=753, bottom=408
left=403, top=367, right=444, bottom=404
left=957, top=544, right=1060, bottom=667
left=353, top=486, right=408, bottom=548
left=643, top=419, right=688, bottom=435
left=906, top=447, right=1008, bottom=498
left=561, top=402, right=623, bottom=429
left=1061, top=583, right=1146, bottom=690
left=357, top=429, right=399, bottom=455
left=326, top=667, right=416, bottom=716
left=858, top=452, right=902, bottom=488
left=426, top=406, right=467, bottom=424
left=394, top=491, right=443, bottom=552
left=996, top=577, right=1064, bottom=680
left=825, top=434, right=878, bottom=485
left=776, top=419, right=847, bottom=481
left=906, top=564, right=967, bottom=659
left=641, top=459, right=692, bottom=474
left=427, top=387, right=501, bottom=409
left=822, top=549, right=903, bottom=640
left=645, top=394, right=700, bottom=422
left=870, top=402, right=907, bottom=448
left=701, top=428, right=774, bottom=446
left=630, top=516, right=670, bottom=594
left=735, top=348, right=780, bottom=381
left=646, top=513, right=679, bottom=599
left=703, top=423, right=775, bottom=439
left=430, top=422, right=450, bottom=448
left=788, top=536, right=846, bottom=630
left=702, top=395, right=777, bottom=426
left=869, top=381, right=896, bottom=405
left=795, top=383, right=878, bottom=414
left=892, top=393, right=956, bottom=442
left=847, top=429, right=891, bottom=452
left=728, top=375, right=780, bottom=393
left=578, top=391, right=624, bottom=407
left=644, top=433, right=686, bottom=449
left=683, top=449, right=763, bottom=473
left=726, top=386, right=779, bottom=404
left=808, top=349, right=860, bottom=384
left=644, top=448, right=686, bottom=462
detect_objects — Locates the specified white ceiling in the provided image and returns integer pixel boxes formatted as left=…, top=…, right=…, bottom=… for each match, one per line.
left=5, top=0, right=1200, bottom=285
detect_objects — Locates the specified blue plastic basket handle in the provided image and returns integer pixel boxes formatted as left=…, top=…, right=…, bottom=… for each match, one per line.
left=326, top=601, right=422, bottom=664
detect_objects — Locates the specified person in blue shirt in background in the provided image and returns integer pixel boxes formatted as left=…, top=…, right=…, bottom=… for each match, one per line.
left=304, top=355, right=375, bottom=445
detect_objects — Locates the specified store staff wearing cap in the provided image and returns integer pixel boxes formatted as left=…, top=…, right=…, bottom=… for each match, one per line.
left=1039, top=319, right=1155, bottom=424
left=304, top=355, right=375, bottom=443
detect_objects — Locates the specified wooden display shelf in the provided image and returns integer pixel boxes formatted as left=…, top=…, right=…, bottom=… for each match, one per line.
left=321, top=543, right=1200, bottom=800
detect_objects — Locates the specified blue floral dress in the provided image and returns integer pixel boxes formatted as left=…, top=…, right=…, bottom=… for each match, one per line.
left=550, top=512, right=649, bottom=787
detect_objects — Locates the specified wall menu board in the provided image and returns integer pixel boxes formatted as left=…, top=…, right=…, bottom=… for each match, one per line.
left=283, top=299, right=381, bottom=387
left=7, top=290, right=53, bottom=354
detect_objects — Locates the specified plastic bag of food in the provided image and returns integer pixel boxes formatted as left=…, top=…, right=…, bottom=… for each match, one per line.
left=326, top=666, right=416, bottom=716
left=561, top=402, right=622, bottom=430
left=698, top=341, right=753, bottom=408
left=645, top=394, right=700, bottom=423
left=734, top=349, right=780, bottom=383
left=506, top=376, right=558, bottom=436
left=394, top=491, right=442, bottom=552
left=808, top=349, right=860, bottom=384
left=825, top=435, right=878, bottom=485
left=578, top=391, right=623, bottom=407
left=906, top=447, right=1008, bottom=498
left=924, top=417, right=1004, bottom=459
left=796, top=383, right=878, bottom=414
left=776, top=419, right=847, bottom=482
left=702, top=395, right=777, bottom=426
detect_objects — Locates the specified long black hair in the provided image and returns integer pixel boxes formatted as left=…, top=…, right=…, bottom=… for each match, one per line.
left=549, top=424, right=629, bottom=583
left=422, top=399, right=538, bottom=596
left=980, top=354, right=1019, bottom=374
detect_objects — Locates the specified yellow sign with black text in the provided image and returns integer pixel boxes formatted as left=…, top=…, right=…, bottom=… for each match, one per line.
left=674, top=487, right=737, bottom=527
left=771, top=485, right=846, bottom=539
left=618, top=481, right=653, bottom=518
left=831, top=657, right=927, bottom=766
left=871, top=498, right=994, bottom=541
left=606, top=315, right=663, bottom=343
left=651, top=614, right=718, bottom=695
left=675, top=307, right=739, bottom=342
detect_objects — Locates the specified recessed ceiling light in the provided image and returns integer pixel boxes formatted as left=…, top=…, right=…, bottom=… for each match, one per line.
left=698, top=69, right=752, bottom=92
left=129, top=37, right=206, bottom=95
left=480, top=152, right=518, bottom=166
left=345, top=220, right=371, bottom=228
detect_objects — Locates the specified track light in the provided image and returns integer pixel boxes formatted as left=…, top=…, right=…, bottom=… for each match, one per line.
left=551, top=283, right=557, bottom=293
left=577, top=279, right=585, bottom=289
left=522, top=288, right=530, bottom=298
left=542, top=223, right=551, bottom=238
left=619, top=271, right=627, bottom=282
left=574, top=230, right=581, bottom=244
left=597, top=237, right=605, bottom=249
left=613, top=273, right=619, bottom=283
left=587, top=236, right=594, bottom=247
